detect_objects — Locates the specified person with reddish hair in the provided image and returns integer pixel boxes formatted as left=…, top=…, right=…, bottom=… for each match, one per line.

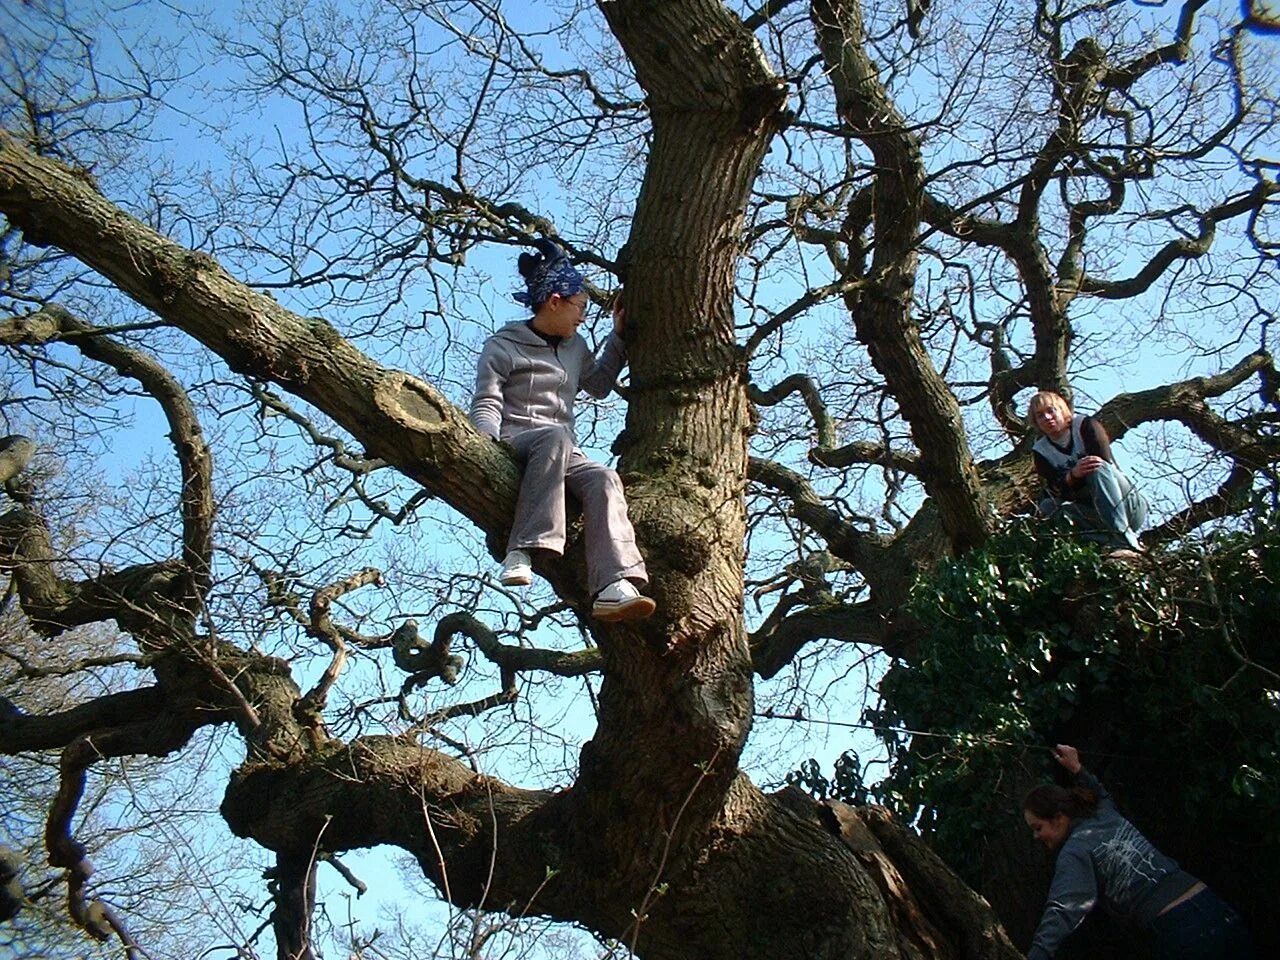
left=1023, top=745, right=1253, bottom=960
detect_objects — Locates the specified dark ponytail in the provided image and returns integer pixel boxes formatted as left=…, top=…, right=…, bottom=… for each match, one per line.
left=1023, top=783, right=1098, bottom=820
left=517, top=249, right=547, bottom=281
left=519, top=237, right=566, bottom=278
left=513, top=238, right=583, bottom=310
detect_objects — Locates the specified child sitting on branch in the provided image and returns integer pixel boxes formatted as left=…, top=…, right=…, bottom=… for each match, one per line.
left=470, top=238, right=654, bottom=623
left=1029, top=390, right=1149, bottom=554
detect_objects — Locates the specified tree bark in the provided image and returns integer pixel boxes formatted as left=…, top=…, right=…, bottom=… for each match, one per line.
left=811, top=0, right=994, bottom=553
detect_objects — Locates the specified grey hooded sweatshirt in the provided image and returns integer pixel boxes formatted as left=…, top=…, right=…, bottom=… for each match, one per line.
left=1027, top=768, right=1198, bottom=960
left=470, top=321, right=627, bottom=441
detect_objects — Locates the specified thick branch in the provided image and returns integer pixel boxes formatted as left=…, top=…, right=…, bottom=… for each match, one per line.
left=220, top=735, right=565, bottom=917
left=921, top=195, right=1071, bottom=409
left=0, top=131, right=522, bottom=549
left=268, top=852, right=318, bottom=960
left=221, top=736, right=1021, bottom=960
left=812, top=0, right=992, bottom=551
left=1144, top=463, right=1255, bottom=544
left=1018, top=35, right=1111, bottom=219
left=0, top=503, right=193, bottom=642
left=1100, top=0, right=1207, bottom=91
left=1096, top=350, right=1278, bottom=463
left=811, top=440, right=921, bottom=473
left=0, top=686, right=166, bottom=753
left=833, top=803, right=1022, bottom=960
left=1, top=305, right=215, bottom=602
left=0, top=846, right=21, bottom=923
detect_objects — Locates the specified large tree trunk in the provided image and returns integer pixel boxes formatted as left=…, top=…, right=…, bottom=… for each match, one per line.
left=221, top=735, right=1020, bottom=960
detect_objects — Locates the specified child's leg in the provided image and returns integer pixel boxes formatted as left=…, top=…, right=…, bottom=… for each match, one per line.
left=565, top=450, right=647, bottom=597
left=1086, top=462, right=1144, bottom=549
left=507, top=426, right=573, bottom=554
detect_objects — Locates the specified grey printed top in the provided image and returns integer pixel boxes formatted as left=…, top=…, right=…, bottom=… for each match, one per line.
left=1027, top=768, right=1198, bottom=960
left=470, top=321, right=627, bottom=441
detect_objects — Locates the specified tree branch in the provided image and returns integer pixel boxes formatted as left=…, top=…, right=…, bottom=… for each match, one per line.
left=1096, top=350, right=1278, bottom=456
left=2, top=304, right=215, bottom=603
left=436, top=611, right=601, bottom=678
left=267, top=851, right=318, bottom=960
left=0, top=686, right=166, bottom=753
left=811, top=0, right=992, bottom=551
left=1079, top=182, right=1280, bottom=299
left=1144, top=463, right=1256, bottom=544
left=47, top=723, right=200, bottom=956
left=0, top=499, right=193, bottom=642
left=746, top=374, right=922, bottom=474
left=748, top=456, right=888, bottom=573
left=1099, top=0, right=1208, bottom=91
left=0, top=130, right=524, bottom=550
left=750, top=599, right=886, bottom=679
left=0, top=435, right=35, bottom=487
left=295, top=568, right=384, bottom=725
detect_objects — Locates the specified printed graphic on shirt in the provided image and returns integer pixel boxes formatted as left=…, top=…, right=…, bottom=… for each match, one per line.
left=1091, top=822, right=1167, bottom=916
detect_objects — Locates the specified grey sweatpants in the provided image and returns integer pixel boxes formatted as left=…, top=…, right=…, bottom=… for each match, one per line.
left=506, top=425, right=647, bottom=595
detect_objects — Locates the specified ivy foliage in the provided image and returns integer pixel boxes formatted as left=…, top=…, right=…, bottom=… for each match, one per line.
left=791, top=509, right=1280, bottom=881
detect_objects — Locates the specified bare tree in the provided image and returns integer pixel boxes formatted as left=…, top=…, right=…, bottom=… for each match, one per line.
left=0, top=1, right=1277, bottom=958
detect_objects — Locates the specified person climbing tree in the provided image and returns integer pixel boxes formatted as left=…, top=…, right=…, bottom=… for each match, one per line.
left=1029, top=391, right=1149, bottom=554
left=1023, top=745, right=1254, bottom=960
left=470, top=238, right=654, bottom=622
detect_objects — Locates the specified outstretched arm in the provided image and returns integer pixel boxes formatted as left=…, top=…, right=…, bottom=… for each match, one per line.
left=1026, top=744, right=1110, bottom=960
left=1026, top=842, right=1100, bottom=960
left=1052, top=744, right=1113, bottom=812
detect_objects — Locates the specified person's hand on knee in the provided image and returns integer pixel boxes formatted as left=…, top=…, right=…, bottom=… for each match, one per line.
left=1070, top=456, right=1106, bottom=481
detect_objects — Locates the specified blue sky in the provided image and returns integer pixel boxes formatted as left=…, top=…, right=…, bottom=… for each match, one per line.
left=3, top=0, right=1277, bottom=956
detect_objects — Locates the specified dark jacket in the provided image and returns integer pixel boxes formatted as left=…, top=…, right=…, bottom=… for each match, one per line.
left=1028, top=768, right=1198, bottom=960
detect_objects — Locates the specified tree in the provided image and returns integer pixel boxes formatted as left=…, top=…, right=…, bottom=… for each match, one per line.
left=0, top=1, right=1276, bottom=958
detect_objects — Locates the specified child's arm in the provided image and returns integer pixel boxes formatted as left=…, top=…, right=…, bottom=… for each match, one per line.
left=581, top=295, right=628, bottom=399
left=470, top=339, right=509, bottom=439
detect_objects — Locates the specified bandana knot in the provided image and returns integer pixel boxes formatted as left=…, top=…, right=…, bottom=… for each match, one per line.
left=514, top=238, right=586, bottom=308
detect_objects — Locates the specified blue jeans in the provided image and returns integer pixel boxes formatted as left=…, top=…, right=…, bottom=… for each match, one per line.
left=1041, top=462, right=1148, bottom=550
left=1151, top=888, right=1255, bottom=960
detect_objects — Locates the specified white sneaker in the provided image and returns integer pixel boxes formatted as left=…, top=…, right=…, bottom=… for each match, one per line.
left=499, top=550, right=532, bottom=587
left=592, top=579, right=656, bottom=623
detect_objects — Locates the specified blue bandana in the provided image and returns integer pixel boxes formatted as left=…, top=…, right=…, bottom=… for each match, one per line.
left=513, top=239, right=586, bottom=308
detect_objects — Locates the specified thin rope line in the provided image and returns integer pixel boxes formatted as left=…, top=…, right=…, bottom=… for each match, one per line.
left=755, top=710, right=1152, bottom=761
